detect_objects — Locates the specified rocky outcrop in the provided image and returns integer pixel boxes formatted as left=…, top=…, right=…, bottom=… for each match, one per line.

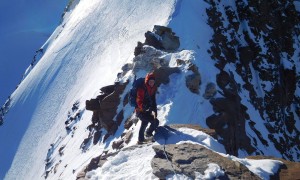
left=176, top=59, right=201, bottom=94
left=203, top=82, right=217, bottom=99
left=124, top=45, right=180, bottom=75
left=207, top=71, right=256, bottom=156
left=0, top=96, right=11, bottom=126
left=152, top=143, right=260, bottom=179
left=86, top=81, right=128, bottom=136
left=112, top=130, right=133, bottom=150
left=76, top=151, right=119, bottom=180
left=134, top=25, right=180, bottom=54
left=206, top=0, right=300, bottom=160
left=144, top=25, right=180, bottom=51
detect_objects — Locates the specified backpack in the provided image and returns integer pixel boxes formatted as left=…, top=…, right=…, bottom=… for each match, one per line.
left=129, top=77, right=145, bottom=107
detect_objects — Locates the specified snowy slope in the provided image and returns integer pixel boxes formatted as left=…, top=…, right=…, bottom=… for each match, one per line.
left=1, top=0, right=298, bottom=179
left=0, top=0, right=69, bottom=105
left=1, top=0, right=176, bottom=179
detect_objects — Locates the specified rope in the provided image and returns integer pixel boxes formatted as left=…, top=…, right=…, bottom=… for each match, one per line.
left=162, top=137, right=178, bottom=177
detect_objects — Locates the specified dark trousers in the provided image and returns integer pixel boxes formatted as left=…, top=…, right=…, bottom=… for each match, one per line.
left=137, top=112, right=159, bottom=141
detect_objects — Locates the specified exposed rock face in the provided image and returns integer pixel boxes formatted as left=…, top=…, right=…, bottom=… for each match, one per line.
left=153, top=66, right=181, bottom=87
left=207, top=71, right=256, bottom=156
left=0, top=96, right=11, bottom=126
left=145, top=25, right=180, bottom=51
left=206, top=0, right=300, bottom=160
left=203, top=82, right=217, bottom=99
left=123, top=45, right=168, bottom=74
left=152, top=143, right=260, bottom=179
left=86, top=81, right=128, bottom=135
left=112, top=130, right=133, bottom=150
left=174, top=59, right=202, bottom=94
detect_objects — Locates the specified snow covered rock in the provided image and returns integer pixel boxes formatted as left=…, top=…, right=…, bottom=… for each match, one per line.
left=151, top=143, right=260, bottom=179
left=247, top=155, right=300, bottom=179
left=144, top=25, right=180, bottom=51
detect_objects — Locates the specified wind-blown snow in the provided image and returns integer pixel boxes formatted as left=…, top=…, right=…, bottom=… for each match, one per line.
left=86, top=145, right=156, bottom=179
left=238, top=158, right=283, bottom=179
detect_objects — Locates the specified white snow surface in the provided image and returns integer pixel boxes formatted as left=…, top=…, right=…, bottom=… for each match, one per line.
left=0, top=0, right=287, bottom=179
left=238, top=158, right=283, bottom=179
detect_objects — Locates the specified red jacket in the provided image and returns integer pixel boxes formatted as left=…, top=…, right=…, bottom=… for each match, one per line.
left=136, top=73, right=157, bottom=113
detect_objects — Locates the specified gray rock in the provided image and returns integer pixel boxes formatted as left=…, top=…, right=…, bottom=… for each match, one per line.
left=186, top=73, right=201, bottom=94
left=144, top=25, right=180, bottom=51
left=203, top=82, right=217, bottom=99
left=152, top=143, right=260, bottom=179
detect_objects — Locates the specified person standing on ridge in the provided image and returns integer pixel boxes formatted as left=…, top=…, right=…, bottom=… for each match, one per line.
left=136, top=72, right=159, bottom=144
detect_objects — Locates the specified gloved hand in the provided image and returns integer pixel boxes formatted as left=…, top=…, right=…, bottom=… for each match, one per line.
left=151, top=111, right=157, bottom=119
left=136, top=107, right=143, bottom=113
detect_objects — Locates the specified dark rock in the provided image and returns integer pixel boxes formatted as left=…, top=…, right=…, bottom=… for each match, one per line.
left=153, top=66, right=181, bottom=86
left=103, top=133, right=110, bottom=143
left=93, top=130, right=102, bottom=145
left=0, top=117, right=3, bottom=126
left=124, top=116, right=138, bottom=129
left=153, top=25, right=173, bottom=35
left=83, top=151, right=120, bottom=175
left=161, top=33, right=180, bottom=51
left=206, top=0, right=300, bottom=161
left=58, top=145, right=66, bottom=156
left=123, top=130, right=133, bottom=144
left=123, top=93, right=129, bottom=106
left=203, top=82, right=217, bottom=99
left=186, top=73, right=201, bottom=94
left=80, top=136, right=92, bottom=151
left=144, top=25, right=180, bottom=51
left=134, top=41, right=145, bottom=56
left=90, top=82, right=128, bottom=136
left=176, top=59, right=185, bottom=66
left=152, top=143, right=260, bottom=179
left=100, top=84, right=115, bottom=95
left=144, top=31, right=163, bottom=49
left=184, top=63, right=201, bottom=94
left=85, top=99, right=100, bottom=111
left=187, top=63, right=198, bottom=74
left=112, top=139, right=124, bottom=150
left=116, top=110, right=124, bottom=126
left=153, top=25, right=180, bottom=50
left=238, top=46, right=254, bottom=66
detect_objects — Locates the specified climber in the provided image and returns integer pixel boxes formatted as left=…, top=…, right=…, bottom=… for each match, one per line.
left=136, top=72, right=159, bottom=144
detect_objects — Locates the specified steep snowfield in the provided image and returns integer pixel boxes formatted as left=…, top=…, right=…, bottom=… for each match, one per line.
left=0, top=0, right=69, bottom=104
left=0, top=0, right=290, bottom=179
left=1, top=0, right=176, bottom=179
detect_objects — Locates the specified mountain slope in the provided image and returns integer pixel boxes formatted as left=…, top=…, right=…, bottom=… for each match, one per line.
left=1, top=0, right=299, bottom=179
left=0, top=0, right=176, bottom=179
left=0, top=0, right=69, bottom=105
